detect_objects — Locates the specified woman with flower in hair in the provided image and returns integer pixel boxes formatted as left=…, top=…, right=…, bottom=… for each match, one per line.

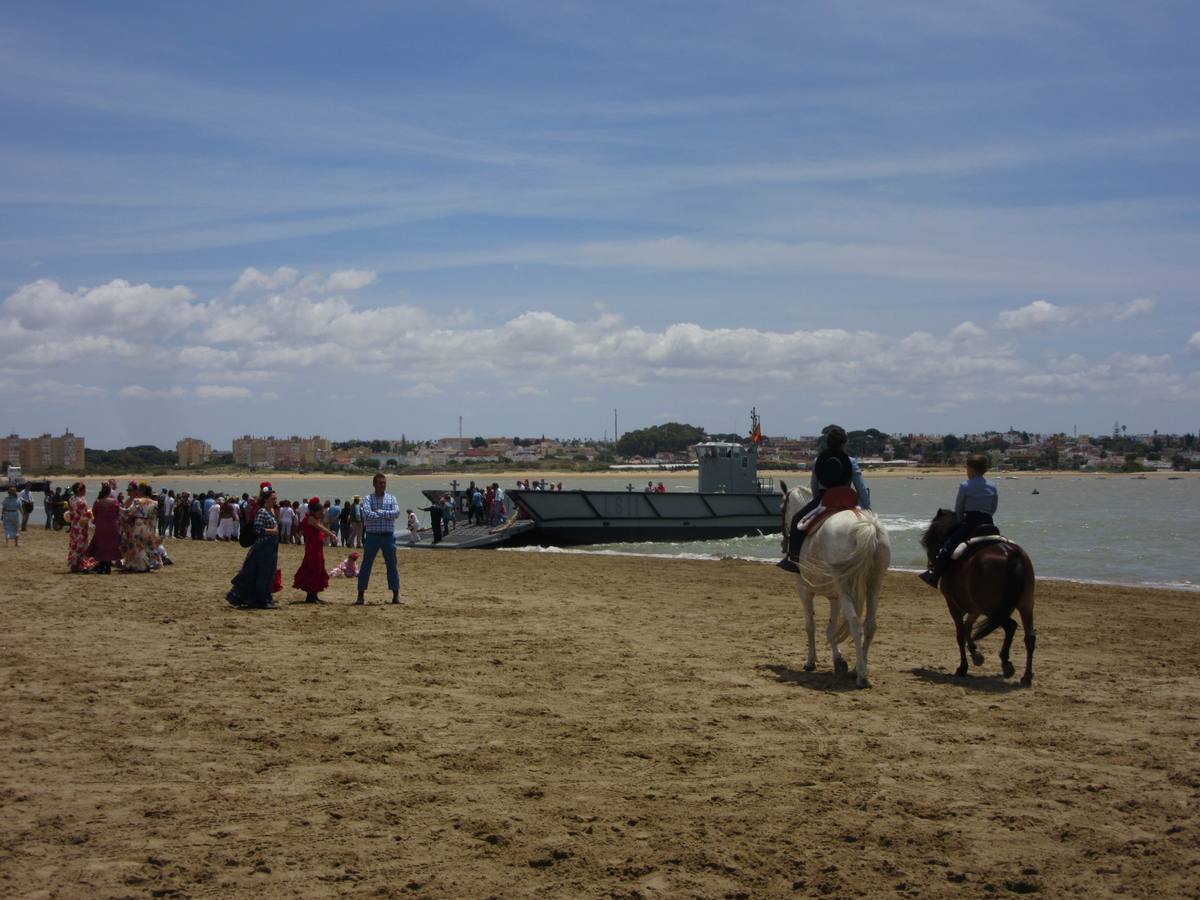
left=66, top=481, right=95, bottom=572
left=227, top=484, right=281, bottom=610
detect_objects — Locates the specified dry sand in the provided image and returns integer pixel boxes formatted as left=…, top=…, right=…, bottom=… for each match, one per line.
left=1, top=531, right=1197, bottom=898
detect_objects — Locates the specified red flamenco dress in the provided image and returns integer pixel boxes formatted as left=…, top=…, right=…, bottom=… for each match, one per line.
left=293, top=515, right=330, bottom=597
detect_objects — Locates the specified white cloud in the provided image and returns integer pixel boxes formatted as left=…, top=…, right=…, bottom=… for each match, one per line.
left=3, top=278, right=199, bottom=333
left=1113, top=297, right=1154, bottom=321
left=118, top=385, right=186, bottom=399
left=1188, top=331, right=1200, bottom=355
left=322, top=269, right=377, bottom=292
left=195, top=385, right=252, bottom=400
left=231, top=266, right=299, bottom=294
left=949, top=321, right=985, bottom=341
left=997, top=300, right=1075, bottom=330
left=515, top=385, right=547, bottom=397
left=395, top=380, right=441, bottom=399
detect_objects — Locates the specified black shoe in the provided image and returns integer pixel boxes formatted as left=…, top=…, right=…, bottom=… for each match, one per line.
left=776, top=558, right=801, bottom=574
left=918, top=570, right=939, bottom=588
left=257, top=600, right=280, bottom=610
left=391, top=592, right=401, bottom=604
left=355, top=594, right=365, bottom=605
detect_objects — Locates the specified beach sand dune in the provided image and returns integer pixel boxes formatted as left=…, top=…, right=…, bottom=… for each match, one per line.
left=2, top=532, right=1197, bottom=897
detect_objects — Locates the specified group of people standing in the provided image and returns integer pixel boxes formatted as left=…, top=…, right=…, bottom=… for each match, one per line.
left=227, top=473, right=402, bottom=610
left=59, top=480, right=169, bottom=574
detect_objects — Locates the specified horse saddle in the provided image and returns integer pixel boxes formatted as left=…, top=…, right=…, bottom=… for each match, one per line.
left=950, top=532, right=1009, bottom=561
left=797, top=486, right=861, bottom=540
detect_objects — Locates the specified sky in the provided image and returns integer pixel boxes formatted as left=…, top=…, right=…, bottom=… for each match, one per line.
left=2, top=0, right=1198, bottom=449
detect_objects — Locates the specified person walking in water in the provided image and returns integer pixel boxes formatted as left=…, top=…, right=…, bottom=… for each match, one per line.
left=358, top=473, right=401, bottom=605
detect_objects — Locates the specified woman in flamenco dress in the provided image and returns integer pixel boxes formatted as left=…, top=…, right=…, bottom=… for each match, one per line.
left=87, top=483, right=123, bottom=574
left=66, top=481, right=95, bottom=572
left=294, top=497, right=339, bottom=603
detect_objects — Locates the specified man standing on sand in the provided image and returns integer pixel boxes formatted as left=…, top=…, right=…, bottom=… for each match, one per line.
left=358, top=473, right=401, bottom=605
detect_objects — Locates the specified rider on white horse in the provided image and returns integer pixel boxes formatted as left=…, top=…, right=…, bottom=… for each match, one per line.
left=778, top=425, right=871, bottom=573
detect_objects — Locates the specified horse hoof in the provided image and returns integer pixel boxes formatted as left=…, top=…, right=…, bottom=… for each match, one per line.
left=856, top=676, right=871, bottom=689
left=803, top=662, right=816, bottom=673
left=970, top=651, right=985, bottom=666
left=955, top=666, right=969, bottom=678
left=1002, top=660, right=1016, bottom=678
left=833, top=658, right=849, bottom=677
left=1020, top=674, right=1033, bottom=687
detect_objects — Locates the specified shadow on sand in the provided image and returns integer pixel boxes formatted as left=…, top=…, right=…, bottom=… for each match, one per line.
left=909, top=667, right=1026, bottom=693
left=756, top=663, right=862, bottom=692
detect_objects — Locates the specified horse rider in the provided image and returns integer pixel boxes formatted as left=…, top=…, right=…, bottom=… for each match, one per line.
left=779, top=424, right=871, bottom=572
left=919, top=453, right=998, bottom=588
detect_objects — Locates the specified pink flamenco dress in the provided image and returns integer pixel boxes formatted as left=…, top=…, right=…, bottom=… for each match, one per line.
left=66, top=495, right=96, bottom=572
left=292, top=515, right=330, bottom=601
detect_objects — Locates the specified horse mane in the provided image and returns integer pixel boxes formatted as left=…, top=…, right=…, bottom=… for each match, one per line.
left=921, top=508, right=957, bottom=552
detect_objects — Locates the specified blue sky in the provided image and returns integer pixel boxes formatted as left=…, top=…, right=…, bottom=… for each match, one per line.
left=2, top=1, right=1198, bottom=448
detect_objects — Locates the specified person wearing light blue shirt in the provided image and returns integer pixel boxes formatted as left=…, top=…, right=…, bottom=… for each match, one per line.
left=920, top=453, right=999, bottom=587
left=358, top=473, right=402, bottom=605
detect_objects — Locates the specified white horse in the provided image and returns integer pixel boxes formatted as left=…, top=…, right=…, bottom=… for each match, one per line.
left=779, top=482, right=891, bottom=687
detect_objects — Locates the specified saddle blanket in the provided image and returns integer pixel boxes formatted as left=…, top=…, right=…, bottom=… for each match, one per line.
left=796, top=486, right=862, bottom=539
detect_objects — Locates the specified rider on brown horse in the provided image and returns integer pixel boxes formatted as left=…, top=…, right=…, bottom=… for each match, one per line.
left=919, top=453, right=998, bottom=588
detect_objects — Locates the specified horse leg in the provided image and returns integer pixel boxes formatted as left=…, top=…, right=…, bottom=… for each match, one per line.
left=965, top=613, right=984, bottom=666
left=947, top=599, right=969, bottom=677
left=799, top=584, right=817, bottom=672
left=999, top=618, right=1018, bottom=678
left=827, top=599, right=848, bottom=678
left=839, top=593, right=869, bottom=688
left=1018, top=603, right=1036, bottom=687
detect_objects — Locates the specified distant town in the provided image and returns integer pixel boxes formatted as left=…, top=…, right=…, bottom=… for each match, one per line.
left=4, top=423, right=1198, bottom=477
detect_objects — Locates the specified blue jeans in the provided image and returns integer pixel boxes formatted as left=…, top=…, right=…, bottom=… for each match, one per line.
left=358, top=531, right=399, bottom=594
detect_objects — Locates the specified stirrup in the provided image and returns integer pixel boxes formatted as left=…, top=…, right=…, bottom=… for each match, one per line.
left=918, top=570, right=939, bottom=588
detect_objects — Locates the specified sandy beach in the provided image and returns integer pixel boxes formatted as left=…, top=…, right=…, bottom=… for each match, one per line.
left=2, top=531, right=1197, bottom=898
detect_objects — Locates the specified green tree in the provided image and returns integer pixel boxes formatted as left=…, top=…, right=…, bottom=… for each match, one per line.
left=471, top=436, right=488, bottom=448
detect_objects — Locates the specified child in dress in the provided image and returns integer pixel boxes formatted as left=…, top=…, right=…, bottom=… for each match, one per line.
left=293, top=497, right=340, bottom=603
left=406, top=509, right=421, bottom=541
left=328, top=551, right=360, bottom=579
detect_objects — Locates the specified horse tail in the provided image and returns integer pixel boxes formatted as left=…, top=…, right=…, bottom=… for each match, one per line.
left=970, top=547, right=1026, bottom=643
left=803, top=514, right=890, bottom=643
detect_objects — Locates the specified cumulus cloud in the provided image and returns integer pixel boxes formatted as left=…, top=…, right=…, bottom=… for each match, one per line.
left=1188, top=331, right=1200, bottom=355
left=231, top=266, right=299, bottom=294
left=998, top=296, right=1158, bottom=331
left=0, top=270, right=1187, bottom=428
left=4, top=278, right=199, bottom=333
left=322, top=269, right=377, bottom=292
left=997, top=300, right=1075, bottom=330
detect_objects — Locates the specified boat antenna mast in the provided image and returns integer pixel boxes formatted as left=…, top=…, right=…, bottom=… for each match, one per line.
left=749, top=407, right=763, bottom=446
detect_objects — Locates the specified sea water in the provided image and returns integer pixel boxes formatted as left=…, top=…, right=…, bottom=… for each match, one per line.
left=42, top=473, right=1199, bottom=590
left=505, top=474, right=1200, bottom=591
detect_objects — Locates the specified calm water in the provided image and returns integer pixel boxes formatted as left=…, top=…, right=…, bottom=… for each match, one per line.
left=34, top=473, right=1199, bottom=590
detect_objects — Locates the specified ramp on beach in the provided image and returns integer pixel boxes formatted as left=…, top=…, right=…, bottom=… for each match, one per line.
left=404, top=518, right=536, bottom=549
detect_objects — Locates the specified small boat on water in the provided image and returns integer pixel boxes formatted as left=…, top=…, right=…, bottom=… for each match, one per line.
left=421, top=412, right=782, bottom=548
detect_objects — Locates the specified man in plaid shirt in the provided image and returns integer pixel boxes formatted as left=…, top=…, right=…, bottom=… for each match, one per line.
left=358, top=472, right=402, bottom=605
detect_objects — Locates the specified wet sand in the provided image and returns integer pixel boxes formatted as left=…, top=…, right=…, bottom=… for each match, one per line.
left=1, top=531, right=1196, bottom=897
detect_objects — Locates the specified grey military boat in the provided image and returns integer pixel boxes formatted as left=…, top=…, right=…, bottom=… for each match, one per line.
left=508, top=438, right=780, bottom=544
left=423, top=416, right=781, bottom=548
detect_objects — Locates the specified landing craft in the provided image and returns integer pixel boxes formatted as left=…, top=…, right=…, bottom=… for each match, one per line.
left=421, top=412, right=782, bottom=548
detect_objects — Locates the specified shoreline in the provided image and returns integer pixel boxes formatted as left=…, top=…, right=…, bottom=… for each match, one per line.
left=498, top=544, right=1200, bottom=593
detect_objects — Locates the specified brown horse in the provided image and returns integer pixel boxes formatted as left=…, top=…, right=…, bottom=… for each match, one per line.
left=921, top=509, right=1036, bottom=685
